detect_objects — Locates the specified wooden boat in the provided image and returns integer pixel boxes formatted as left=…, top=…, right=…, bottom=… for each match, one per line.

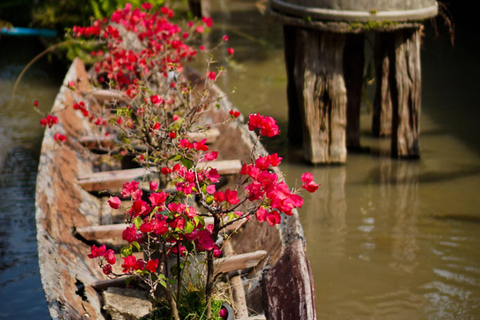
left=36, top=58, right=317, bottom=320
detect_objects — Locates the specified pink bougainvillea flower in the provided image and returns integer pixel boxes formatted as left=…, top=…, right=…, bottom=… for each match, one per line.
left=196, top=25, right=205, bottom=33
left=104, top=249, right=116, bottom=264
left=122, top=225, right=141, bottom=243
left=206, top=168, right=219, bottom=182
left=149, top=191, right=168, bottom=208
left=213, top=190, right=224, bottom=203
left=222, top=35, right=229, bottom=41
left=121, top=181, right=139, bottom=198
left=207, top=71, right=216, bottom=81
left=88, top=244, right=106, bottom=259
left=197, top=230, right=215, bottom=251
left=169, top=131, right=177, bottom=139
left=161, top=167, right=172, bottom=175
left=129, top=199, right=152, bottom=217
left=194, top=139, right=209, bottom=151
left=160, top=6, right=174, bottom=18
left=145, top=259, right=158, bottom=273
left=149, top=181, right=158, bottom=191
left=108, top=196, right=121, bottom=209
left=206, top=185, right=216, bottom=194
left=179, top=139, right=193, bottom=149
left=219, top=308, right=227, bottom=318
left=40, top=114, right=59, bottom=128
left=202, top=151, right=218, bottom=162
left=301, top=172, right=320, bottom=193
left=202, top=17, right=213, bottom=27
left=141, top=2, right=152, bottom=10
left=256, top=207, right=267, bottom=223
left=227, top=48, right=234, bottom=55
left=102, top=264, right=112, bottom=275
left=199, top=45, right=205, bottom=51
left=224, top=189, right=239, bottom=205
left=247, top=113, right=280, bottom=137
left=33, top=100, right=39, bottom=107
left=229, top=109, right=240, bottom=118
left=150, top=95, right=163, bottom=104
left=213, top=245, right=222, bottom=258
left=266, top=210, right=281, bottom=226
left=122, top=255, right=141, bottom=273
left=53, top=132, right=67, bottom=143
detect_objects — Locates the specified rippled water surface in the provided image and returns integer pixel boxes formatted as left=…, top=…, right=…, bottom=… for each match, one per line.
left=1, top=1, right=479, bottom=319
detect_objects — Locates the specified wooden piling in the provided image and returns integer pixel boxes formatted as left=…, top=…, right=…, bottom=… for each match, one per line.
left=372, top=32, right=394, bottom=137
left=391, top=28, right=421, bottom=158
left=294, top=29, right=347, bottom=164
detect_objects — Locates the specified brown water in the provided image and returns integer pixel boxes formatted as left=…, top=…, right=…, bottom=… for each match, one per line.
left=1, top=1, right=479, bottom=319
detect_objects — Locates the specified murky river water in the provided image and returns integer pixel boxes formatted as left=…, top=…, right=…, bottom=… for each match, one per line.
left=1, top=1, right=479, bottom=319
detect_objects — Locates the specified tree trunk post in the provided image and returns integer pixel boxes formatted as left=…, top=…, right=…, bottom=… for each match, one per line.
left=372, top=32, right=394, bottom=137
left=390, top=28, right=421, bottom=158
left=344, top=33, right=365, bottom=150
left=294, top=28, right=347, bottom=164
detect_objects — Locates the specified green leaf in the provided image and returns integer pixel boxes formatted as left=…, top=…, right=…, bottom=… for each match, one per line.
left=121, top=245, right=133, bottom=257
left=159, top=279, right=167, bottom=288
left=180, top=157, right=194, bottom=170
left=185, top=220, right=194, bottom=234
left=132, top=241, right=141, bottom=252
left=125, top=277, right=133, bottom=287
left=134, top=217, right=142, bottom=230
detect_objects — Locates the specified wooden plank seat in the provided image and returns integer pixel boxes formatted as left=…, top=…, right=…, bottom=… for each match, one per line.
left=90, top=89, right=128, bottom=103
left=90, top=249, right=266, bottom=289
left=77, top=159, right=242, bottom=192
left=75, top=217, right=247, bottom=241
left=80, top=128, right=221, bottom=150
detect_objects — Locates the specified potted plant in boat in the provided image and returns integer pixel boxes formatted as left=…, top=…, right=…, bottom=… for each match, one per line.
left=40, top=3, right=319, bottom=319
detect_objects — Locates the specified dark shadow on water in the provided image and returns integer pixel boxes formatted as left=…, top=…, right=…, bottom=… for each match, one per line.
left=0, top=146, right=50, bottom=319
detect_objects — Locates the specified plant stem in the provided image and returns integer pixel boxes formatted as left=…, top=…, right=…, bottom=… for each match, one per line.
left=161, top=285, right=181, bottom=320
left=205, top=215, right=221, bottom=319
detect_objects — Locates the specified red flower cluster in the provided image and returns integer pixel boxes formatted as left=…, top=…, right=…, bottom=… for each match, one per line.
left=40, top=114, right=59, bottom=128
left=301, top=173, right=320, bottom=193
left=53, top=133, right=67, bottom=143
left=248, top=113, right=280, bottom=137
left=88, top=244, right=116, bottom=274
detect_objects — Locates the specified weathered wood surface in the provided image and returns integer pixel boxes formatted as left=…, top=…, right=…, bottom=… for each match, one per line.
left=36, top=58, right=106, bottom=320
left=391, top=28, right=421, bottom=158
left=214, top=249, right=267, bottom=275
left=77, top=159, right=242, bottom=192
left=372, top=32, right=394, bottom=137
left=91, top=89, right=127, bottom=103
left=262, top=239, right=317, bottom=320
left=294, top=28, right=347, bottom=164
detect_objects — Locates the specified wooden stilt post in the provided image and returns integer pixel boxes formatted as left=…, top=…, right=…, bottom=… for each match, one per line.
left=344, top=33, right=365, bottom=150
left=372, top=32, right=394, bottom=137
left=391, top=28, right=421, bottom=158
left=283, top=25, right=302, bottom=145
left=294, top=29, right=347, bottom=164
